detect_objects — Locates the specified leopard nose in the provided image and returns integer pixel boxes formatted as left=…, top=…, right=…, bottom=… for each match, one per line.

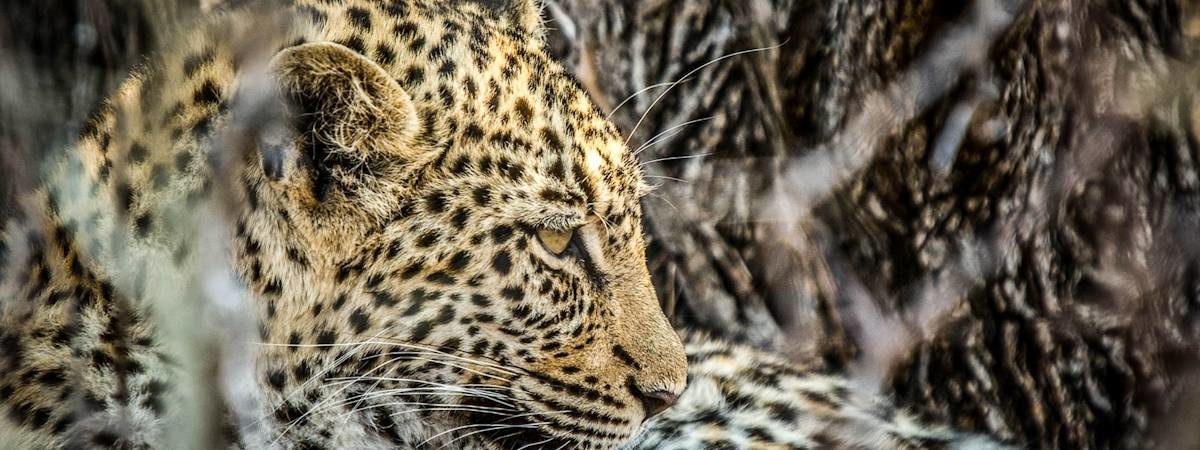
left=634, top=387, right=678, bottom=420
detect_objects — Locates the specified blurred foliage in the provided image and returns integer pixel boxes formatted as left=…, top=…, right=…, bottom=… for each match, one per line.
left=2, top=0, right=1200, bottom=448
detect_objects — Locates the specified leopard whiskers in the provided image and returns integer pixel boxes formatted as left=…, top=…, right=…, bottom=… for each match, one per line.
left=356, top=401, right=518, bottom=418
left=643, top=175, right=688, bottom=183
left=263, top=336, right=520, bottom=401
left=435, top=423, right=549, bottom=449
left=332, top=379, right=517, bottom=408
left=427, top=404, right=579, bottom=449
left=646, top=192, right=682, bottom=214
left=593, top=210, right=615, bottom=235
left=329, top=374, right=517, bottom=407
left=325, top=379, right=519, bottom=408
left=278, top=341, right=596, bottom=438
left=422, top=416, right=554, bottom=449
left=606, top=81, right=677, bottom=120
left=430, top=408, right=576, bottom=450
left=343, top=340, right=525, bottom=409
left=259, top=325, right=590, bottom=448
left=369, top=339, right=526, bottom=376
left=256, top=328, right=397, bottom=436
left=491, top=430, right=527, bottom=444
left=362, top=351, right=519, bottom=384
left=332, top=391, right=519, bottom=420
left=364, top=337, right=627, bottom=407
left=266, top=357, right=400, bottom=445
left=516, top=437, right=556, bottom=450
left=638, top=152, right=714, bottom=167
left=624, top=42, right=785, bottom=145
left=263, top=338, right=408, bottom=431
left=315, top=350, right=519, bottom=415
left=633, top=116, right=713, bottom=155
left=273, top=378, right=522, bottom=444
left=371, top=370, right=614, bottom=423
left=269, top=350, right=516, bottom=444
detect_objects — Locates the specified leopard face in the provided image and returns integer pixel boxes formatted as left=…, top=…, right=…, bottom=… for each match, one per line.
left=226, top=1, right=687, bottom=448
left=0, top=0, right=685, bottom=449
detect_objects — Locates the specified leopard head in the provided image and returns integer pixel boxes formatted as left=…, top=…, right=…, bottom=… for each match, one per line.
left=234, top=1, right=687, bottom=448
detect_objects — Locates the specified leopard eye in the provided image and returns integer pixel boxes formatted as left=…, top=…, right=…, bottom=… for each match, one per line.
left=536, top=228, right=574, bottom=255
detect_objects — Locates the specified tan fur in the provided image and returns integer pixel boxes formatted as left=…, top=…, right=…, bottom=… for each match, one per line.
left=626, top=333, right=1013, bottom=450
left=270, top=42, right=420, bottom=165
left=0, top=1, right=686, bottom=448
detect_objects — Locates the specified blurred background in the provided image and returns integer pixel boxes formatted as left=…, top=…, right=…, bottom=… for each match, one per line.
left=2, top=0, right=1199, bottom=448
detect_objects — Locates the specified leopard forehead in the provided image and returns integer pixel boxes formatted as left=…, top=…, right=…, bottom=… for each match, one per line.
left=307, top=0, right=645, bottom=213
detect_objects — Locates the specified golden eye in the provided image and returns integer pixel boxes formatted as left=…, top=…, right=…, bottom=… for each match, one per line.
left=536, top=228, right=574, bottom=255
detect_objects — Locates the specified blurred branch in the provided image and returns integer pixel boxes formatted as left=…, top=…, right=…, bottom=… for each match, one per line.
left=770, top=0, right=1026, bottom=220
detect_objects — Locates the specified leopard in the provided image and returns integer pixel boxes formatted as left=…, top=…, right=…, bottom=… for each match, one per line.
left=620, top=332, right=1011, bottom=450
left=0, top=0, right=689, bottom=448
left=0, top=0, right=1026, bottom=449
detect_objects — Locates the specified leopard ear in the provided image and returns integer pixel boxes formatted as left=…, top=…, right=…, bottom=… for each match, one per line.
left=265, top=41, right=418, bottom=202
left=470, top=0, right=543, bottom=32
